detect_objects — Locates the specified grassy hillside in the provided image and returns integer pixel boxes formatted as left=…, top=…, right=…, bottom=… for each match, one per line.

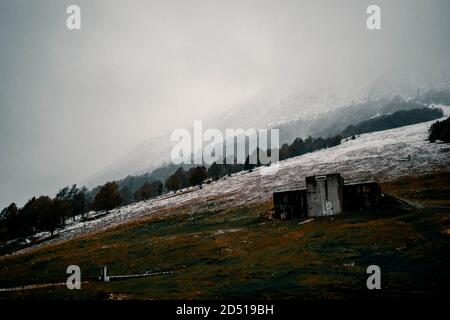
left=380, top=171, right=450, bottom=207
left=0, top=174, right=449, bottom=300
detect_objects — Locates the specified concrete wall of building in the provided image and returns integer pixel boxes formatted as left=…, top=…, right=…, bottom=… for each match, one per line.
left=272, top=174, right=381, bottom=220
left=306, top=174, right=343, bottom=217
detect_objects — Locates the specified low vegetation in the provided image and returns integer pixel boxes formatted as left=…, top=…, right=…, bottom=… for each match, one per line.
left=0, top=174, right=449, bottom=299
left=380, top=171, right=450, bottom=207
left=429, top=116, right=450, bottom=143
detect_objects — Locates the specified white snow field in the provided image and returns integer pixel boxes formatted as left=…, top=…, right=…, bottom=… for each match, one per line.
left=11, top=106, right=450, bottom=255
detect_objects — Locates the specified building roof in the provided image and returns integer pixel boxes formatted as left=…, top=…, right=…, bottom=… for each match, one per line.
left=273, top=184, right=306, bottom=193
left=273, top=173, right=378, bottom=194
left=343, top=180, right=378, bottom=186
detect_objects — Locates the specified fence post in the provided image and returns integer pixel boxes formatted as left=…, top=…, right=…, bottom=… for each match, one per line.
left=99, top=265, right=110, bottom=282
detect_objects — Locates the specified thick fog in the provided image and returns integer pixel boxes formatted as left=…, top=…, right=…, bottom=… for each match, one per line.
left=1, top=0, right=450, bottom=208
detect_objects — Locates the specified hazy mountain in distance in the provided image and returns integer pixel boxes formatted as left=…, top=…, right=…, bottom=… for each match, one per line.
left=83, top=134, right=174, bottom=188
left=84, top=66, right=450, bottom=188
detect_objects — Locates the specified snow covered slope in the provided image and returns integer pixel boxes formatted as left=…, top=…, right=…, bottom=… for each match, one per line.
left=15, top=106, right=450, bottom=254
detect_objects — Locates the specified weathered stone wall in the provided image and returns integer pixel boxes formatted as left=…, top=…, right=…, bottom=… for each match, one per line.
left=306, top=174, right=343, bottom=216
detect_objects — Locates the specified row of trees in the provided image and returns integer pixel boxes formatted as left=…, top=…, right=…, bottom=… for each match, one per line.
left=88, top=180, right=165, bottom=212
left=0, top=185, right=89, bottom=240
left=342, top=107, right=443, bottom=138
left=165, top=166, right=208, bottom=192
left=0, top=178, right=171, bottom=241
left=279, top=135, right=342, bottom=161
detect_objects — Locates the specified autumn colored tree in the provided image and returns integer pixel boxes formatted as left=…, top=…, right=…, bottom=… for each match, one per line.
left=92, top=182, right=123, bottom=212
left=41, top=198, right=69, bottom=236
left=165, top=168, right=188, bottom=192
left=134, top=182, right=158, bottom=201
left=188, top=166, right=208, bottom=186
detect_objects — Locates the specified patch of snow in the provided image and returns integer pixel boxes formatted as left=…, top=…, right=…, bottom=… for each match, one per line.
left=299, top=218, right=314, bottom=225
left=212, top=228, right=242, bottom=236
left=369, top=113, right=381, bottom=119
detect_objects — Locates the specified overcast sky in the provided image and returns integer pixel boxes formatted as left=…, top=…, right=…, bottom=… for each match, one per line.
left=1, top=0, right=450, bottom=208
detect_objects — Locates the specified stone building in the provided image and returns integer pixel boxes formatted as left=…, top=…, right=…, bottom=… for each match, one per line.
left=273, top=173, right=381, bottom=219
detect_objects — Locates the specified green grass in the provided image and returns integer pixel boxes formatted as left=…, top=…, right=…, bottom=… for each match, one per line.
left=0, top=181, right=449, bottom=300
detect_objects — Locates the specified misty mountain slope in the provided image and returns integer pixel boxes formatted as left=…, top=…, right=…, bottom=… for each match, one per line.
left=84, top=134, right=175, bottom=188
left=16, top=106, right=450, bottom=254
left=213, top=67, right=450, bottom=131
left=84, top=67, right=450, bottom=188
